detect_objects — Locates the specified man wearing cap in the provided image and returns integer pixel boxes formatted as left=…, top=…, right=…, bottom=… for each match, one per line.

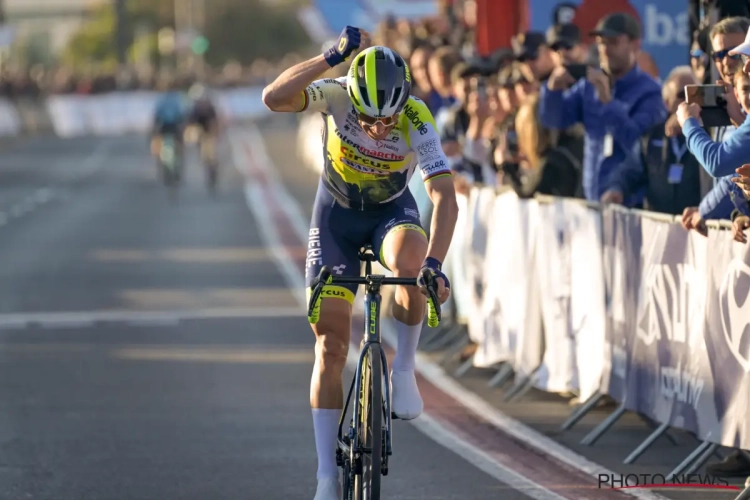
left=539, top=12, right=667, bottom=206
left=513, top=31, right=555, bottom=84
left=547, top=23, right=588, bottom=67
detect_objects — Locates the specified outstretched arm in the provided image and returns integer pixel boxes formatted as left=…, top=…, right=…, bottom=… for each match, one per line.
left=261, top=26, right=369, bottom=112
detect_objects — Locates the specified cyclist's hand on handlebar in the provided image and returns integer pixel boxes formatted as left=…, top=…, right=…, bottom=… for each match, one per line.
left=417, top=257, right=451, bottom=304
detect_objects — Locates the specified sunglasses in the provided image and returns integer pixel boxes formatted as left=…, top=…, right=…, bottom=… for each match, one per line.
left=358, top=113, right=399, bottom=127
left=690, top=49, right=705, bottom=59
left=712, top=48, right=742, bottom=61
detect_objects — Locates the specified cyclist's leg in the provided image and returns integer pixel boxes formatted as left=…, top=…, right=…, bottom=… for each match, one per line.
left=306, top=185, right=366, bottom=497
left=372, top=191, right=427, bottom=420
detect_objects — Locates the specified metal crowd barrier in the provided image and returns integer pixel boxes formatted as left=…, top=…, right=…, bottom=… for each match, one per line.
left=424, top=185, right=750, bottom=498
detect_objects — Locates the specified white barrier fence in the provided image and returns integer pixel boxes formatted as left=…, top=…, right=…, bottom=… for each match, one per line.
left=1, top=87, right=269, bottom=140
left=0, top=98, right=22, bottom=138
left=446, top=186, right=750, bottom=452
left=46, top=87, right=269, bottom=138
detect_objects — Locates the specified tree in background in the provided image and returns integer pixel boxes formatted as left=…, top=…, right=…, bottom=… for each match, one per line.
left=63, top=0, right=311, bottom=71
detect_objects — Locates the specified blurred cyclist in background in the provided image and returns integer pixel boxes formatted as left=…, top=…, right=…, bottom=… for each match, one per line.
left=188, top=83, right=222, bottom=187
left=150, top=81, right=189, bottom=169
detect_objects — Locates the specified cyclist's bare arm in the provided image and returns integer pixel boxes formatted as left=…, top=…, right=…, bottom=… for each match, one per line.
left=408, top=97, right=459, bottom=263
left=261, top=55, right=332, bottom=112
left=425, top=176, right=458, bottom=262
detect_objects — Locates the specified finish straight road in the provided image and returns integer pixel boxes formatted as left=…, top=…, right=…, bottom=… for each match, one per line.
left=0, top=131, right=539, bottom=499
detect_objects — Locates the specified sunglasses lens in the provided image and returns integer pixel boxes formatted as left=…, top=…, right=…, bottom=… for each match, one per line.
left=358, top=113, right=397, bottom=127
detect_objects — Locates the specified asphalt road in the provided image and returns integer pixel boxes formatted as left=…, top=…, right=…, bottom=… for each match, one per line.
left=0, top=131, right=535, bottom=500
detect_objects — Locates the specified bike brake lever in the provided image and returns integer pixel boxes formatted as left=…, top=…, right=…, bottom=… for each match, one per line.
left=419, top=269, right=442, bottom=327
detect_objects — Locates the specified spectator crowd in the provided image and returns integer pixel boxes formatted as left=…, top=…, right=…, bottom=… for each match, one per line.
left=0, top=57, right=304, bottom=100
left=318, top=0, right=750, bottom=481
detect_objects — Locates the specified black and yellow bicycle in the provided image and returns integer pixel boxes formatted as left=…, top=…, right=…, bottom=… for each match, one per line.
left=307, top=245, right=441, bottom=500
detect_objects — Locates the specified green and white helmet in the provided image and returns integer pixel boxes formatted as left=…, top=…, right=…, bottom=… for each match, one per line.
left=346, top=46, right=412, bottom=118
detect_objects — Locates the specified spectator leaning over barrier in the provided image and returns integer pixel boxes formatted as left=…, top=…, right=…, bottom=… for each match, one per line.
left=601, top=66, right=703, bottom=215
left=498, top=94, right=581, bottom=198
left=539, top=12, right=667, bottom=206
left=676, top=18, right=750, bottom=179
left=681, top=68, right=750, bottom=236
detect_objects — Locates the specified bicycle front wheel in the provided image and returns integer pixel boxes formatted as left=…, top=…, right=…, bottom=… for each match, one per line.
left=355, top=343, right=382, bottom=500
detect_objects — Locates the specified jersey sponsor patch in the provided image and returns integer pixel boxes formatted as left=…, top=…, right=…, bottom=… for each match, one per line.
left=422, top=159, right=449, bottom=175
left=416, top=138, right=440, bottom=157
left=341, top=157, right=390, bottom=175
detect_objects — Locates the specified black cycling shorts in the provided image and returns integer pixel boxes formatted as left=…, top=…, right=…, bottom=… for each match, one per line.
left=305, top=180, right=426, bottom=304
left=156, top=122, right=184, bottom=138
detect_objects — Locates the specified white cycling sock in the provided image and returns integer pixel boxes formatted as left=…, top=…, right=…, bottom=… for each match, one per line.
left=312, top=408, right=340, bottom=480
left=391, top=319, right=422, bottom=372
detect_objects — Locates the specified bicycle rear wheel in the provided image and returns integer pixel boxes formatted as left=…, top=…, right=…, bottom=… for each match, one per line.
left=355, top=343, right=382, bottom=500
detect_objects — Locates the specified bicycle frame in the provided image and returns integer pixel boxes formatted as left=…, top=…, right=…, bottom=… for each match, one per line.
left=336, top=258, right=393, bottom=469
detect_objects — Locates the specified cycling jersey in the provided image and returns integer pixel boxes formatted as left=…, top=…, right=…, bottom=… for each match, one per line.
left=154, top=92, right=188, bottom=126
left=190, top=97, right=218, bottom=129
left=302, top=77, right=452, bottom=211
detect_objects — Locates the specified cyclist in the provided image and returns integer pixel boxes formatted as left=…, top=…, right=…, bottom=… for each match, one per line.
left=188, top=83, right=222, bottom=183
left=151, top=81, right=189, bottom=167
left=262, top=26, right=458, bottom=500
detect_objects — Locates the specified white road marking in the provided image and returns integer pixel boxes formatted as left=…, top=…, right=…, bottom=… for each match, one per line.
left=242, top=123, right=669, bottom=500
left=342, top=348, right=567, bottom=500
left=0, top=306, right=304, bottom=330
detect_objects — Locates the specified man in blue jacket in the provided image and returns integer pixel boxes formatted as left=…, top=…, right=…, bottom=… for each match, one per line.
left=539, top=13, right=667, bottom=205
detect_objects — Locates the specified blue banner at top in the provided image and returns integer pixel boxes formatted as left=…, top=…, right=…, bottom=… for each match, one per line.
left=527, top=0, right=690, bottom=80
left=313, top=0, right=438, bottom=36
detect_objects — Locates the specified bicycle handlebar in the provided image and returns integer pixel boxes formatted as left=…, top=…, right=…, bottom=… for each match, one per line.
left=307, top=266, right=442, bottom=328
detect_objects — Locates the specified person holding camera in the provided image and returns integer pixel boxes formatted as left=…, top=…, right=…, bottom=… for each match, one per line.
left=539, top=13, right=667, bottom=205
left=676, top=18, right=750, bottom=179
left=681, top=67, right=750, bottom=236
left=600, top=66, right=704, bottom=214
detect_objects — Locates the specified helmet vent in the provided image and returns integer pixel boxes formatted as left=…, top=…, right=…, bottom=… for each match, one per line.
left=348, top=87, right=361, bottom=107
left=376, top=90, right=385, bottom=110
left=359, top=86, right=371, bottom=106
left=391, top=88, right=402, bottom=108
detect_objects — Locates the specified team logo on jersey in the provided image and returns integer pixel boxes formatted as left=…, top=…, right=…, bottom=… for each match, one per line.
left=403, top=104, right=428, bottom=135
left=340, top=147, right=396, bottom=170
left=375, top=140, right=400, bottom=152
left=335, top=130, right=405, bottom=162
